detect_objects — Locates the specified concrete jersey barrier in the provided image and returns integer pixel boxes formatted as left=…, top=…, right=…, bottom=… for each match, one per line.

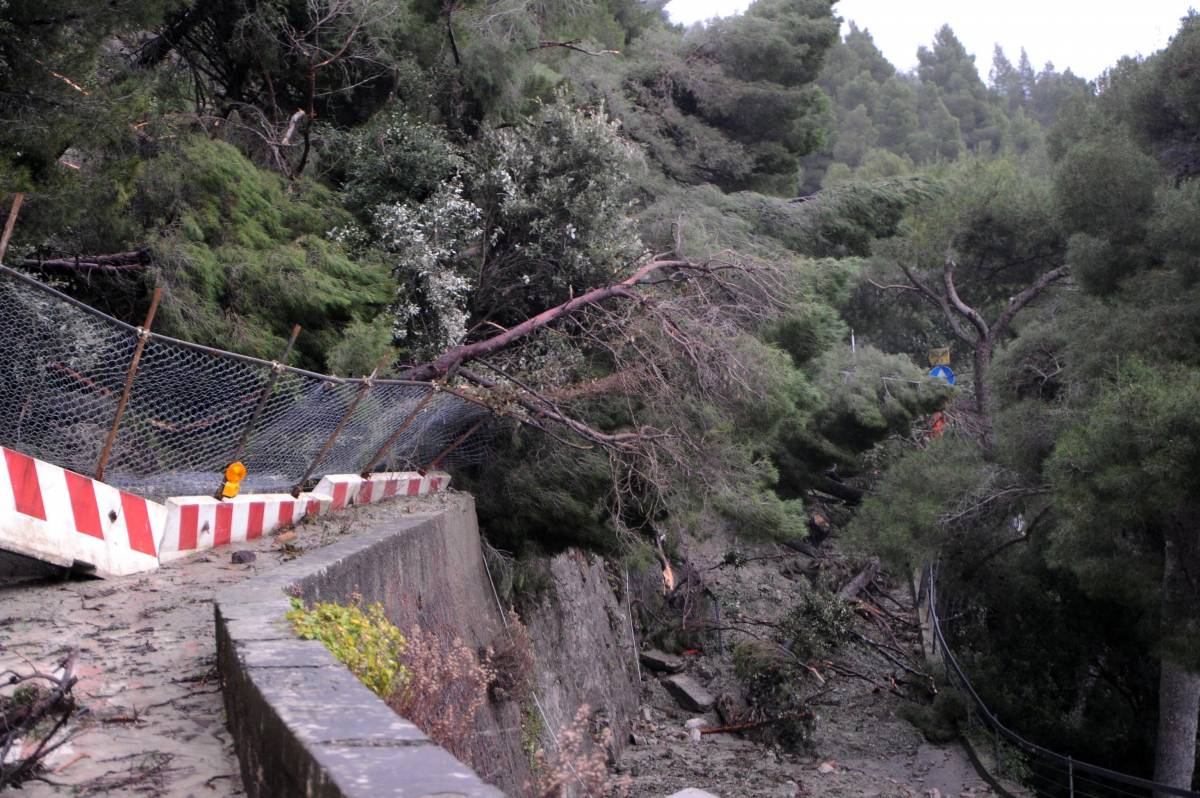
left=155, top=471, right=452, bottom=561
left=0, top=445, right=452, bottom=577
left=0, top=446, right=164, bottom=578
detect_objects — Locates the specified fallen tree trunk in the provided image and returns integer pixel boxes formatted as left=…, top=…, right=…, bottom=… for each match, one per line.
left=839, top=558, right=880, bottom=601
left=19, top=250, right=151, bottom=272
left=814, top=476, right=863, bottom=505
left=782, top=538, right=821, bottom=558
left=398, top=256, right=766, bottom=382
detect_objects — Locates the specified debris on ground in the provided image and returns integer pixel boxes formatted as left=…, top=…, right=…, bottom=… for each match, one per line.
left=616, top=526, right=1001, bottom=798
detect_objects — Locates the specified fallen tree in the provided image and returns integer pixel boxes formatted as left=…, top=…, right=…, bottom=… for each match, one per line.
left=0, top=651, right=79, bottom=789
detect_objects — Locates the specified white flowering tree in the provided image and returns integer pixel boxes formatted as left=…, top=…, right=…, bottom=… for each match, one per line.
left=351, top=96, right=646, bottom=362
left=374, top=178, right=483, bottom=357
left=467, top=97, right=646, bottom=326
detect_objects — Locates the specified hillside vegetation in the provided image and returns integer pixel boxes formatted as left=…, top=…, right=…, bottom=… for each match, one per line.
left=2, top=0, right=1199, bottom=792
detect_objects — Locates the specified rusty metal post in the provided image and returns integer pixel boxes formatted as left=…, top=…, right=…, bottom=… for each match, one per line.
left=358, top=389, right=437, bottom=478
left=96, top=286, right=163, bottom=481
left=290, top=366, right=381, bottom=498
left=0, top=194, right=25, bottom=264
left=419, top=418, right=485, bottom=475
left=216, top=324, right=301, bottom=498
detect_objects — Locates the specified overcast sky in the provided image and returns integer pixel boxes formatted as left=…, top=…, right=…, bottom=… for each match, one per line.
left=664, top=0, right=1195, bottom=80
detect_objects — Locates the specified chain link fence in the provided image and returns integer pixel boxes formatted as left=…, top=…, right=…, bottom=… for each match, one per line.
left=0, top=266, right=494, bottom=501
left=924, top=565, right=1199, bottom=798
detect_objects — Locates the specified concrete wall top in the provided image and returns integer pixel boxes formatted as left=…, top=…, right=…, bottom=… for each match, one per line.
left=214, top=500, right=504, bottom=798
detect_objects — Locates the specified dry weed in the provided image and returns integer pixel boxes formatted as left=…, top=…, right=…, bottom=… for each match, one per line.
left=388, top=625, right=494, bottom=764
left=531, top=704, right=627, bottom=798
left=485, top=610, right=535, bottom=704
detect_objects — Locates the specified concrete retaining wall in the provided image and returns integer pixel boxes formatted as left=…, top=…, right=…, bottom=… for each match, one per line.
left=214, top=498, right=504, bottom=798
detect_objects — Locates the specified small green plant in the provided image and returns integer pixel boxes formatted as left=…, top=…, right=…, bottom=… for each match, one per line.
left=521, top=699, right=547, bottom=770
left=779, top=588, right=857, bottom=660
left=287, top=598, right=407, bottom=697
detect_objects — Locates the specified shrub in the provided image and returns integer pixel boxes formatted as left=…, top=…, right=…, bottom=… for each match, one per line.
left=731, top=643, right=816, bottom=749
left=898, top=687, right=968, bottom=743
left=531, top=704, right=623, bottom=798
left=484, top=611, right=535, bottom=704
left=778, top=588, right=857, bottom=660
left=287, top=599, right=407, bottom=697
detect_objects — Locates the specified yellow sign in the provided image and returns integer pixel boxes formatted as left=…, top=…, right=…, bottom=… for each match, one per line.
left=929, top=347, right=951, bottom=367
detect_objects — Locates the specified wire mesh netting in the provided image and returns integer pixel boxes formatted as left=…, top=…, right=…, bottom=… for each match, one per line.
left=0, top=267, right=493, bottom=500
left=925, top=567, right=1199, bottom=798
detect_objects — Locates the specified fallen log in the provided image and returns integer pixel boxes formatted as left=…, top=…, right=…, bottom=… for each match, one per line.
left=838, top=558, right=880, bottom=601
left=19, top=250, right=151, bottom=272
left=814, top=476, right=863, bottom=505
left=700, top=713, right=812, bottom=735
left=782, top=538, right=821, bottom=558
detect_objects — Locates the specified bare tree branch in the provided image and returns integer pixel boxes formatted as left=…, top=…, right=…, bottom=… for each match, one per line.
left=943, top=256, right=989, bottom=340
left=19, top=251, right=151, bottom=273
left=527, top=39, right=619, bottom=56
left=867, top=279, right=922, bottom=293
left=895, top=261, right=974, bottom=344
left=990, top=264, right=1070, bottom=343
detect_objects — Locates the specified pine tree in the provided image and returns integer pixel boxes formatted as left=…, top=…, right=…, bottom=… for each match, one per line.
left=917, top=25, right=1003, bottom=150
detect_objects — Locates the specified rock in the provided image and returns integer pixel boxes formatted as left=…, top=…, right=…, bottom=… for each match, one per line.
left=231, top=550, right=256, bottom=564
left=781, top=781, right=800, bottom=798
left=641, top=707, right=654, bottom=722
left=817, top=761, right=837, bottom=774
left=640, top=649, right=685, bottom=673
left=715, top=692, right=747, bottom=725
left=663, top=674, right=715, bottom=712
left=629, top=732, right=647, bottom=746
left=666, top=790, right=720, bottom=798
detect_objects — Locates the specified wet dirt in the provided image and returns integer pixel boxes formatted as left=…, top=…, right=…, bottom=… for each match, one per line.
left=616, top=532, right=997, bottom=798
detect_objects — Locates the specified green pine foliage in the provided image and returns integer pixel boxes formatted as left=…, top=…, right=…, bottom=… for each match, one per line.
left=141, top=137, right=392, bottom=367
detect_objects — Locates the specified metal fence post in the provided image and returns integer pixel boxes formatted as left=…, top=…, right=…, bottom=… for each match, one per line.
left=994, top=723, right=1002, bottom=777
left=290, top=366, right=380, bottom=498
left=358, top=388, right=437, bottom=478
left=1068, top=756, right=1075, bottom=798
left=217, top=324, right=301, bottom=497
left=0, top=193, right=24, bottom=264
left=420, top=418, right=486, bottom=474
left=96, top=286, right=163, bottom=482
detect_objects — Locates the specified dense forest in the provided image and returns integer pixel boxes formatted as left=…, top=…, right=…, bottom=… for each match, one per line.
left=2, top=0, right=1198, bottom=792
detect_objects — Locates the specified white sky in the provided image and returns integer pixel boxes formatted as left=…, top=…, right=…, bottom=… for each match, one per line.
left=664, top=0, right=1195, bottom=81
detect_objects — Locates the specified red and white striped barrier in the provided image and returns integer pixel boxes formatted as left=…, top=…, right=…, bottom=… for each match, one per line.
left=314, top=471, right=451, bottom=511
left=0, top=447, right=164, bottom=578
left=157, top=492, right=331, bottom=562
left=0, top=453, right=451, bottom=575
left=158, top=472, right=450, bottom=560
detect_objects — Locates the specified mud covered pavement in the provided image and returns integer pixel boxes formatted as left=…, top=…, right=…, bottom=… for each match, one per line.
left=0, top=496, right=449, bottom=797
